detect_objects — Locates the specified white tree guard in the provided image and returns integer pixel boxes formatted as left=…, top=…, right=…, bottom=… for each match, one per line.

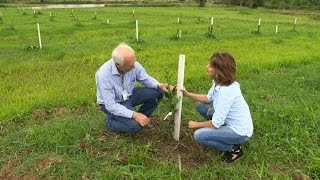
left=37, top=23, right=42, bottom=50
left=136, top=20, right=139, bottom=42
left=173, top=54, right=185, bottom=141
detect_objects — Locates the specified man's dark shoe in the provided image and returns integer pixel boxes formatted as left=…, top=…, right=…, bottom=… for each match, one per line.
left=104, top=129, right=120, bottom=136
left=144, top=123, right=154, bottom=129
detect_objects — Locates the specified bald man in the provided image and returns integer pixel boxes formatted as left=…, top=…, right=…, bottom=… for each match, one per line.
left=96, top=43, right=168, bottom=134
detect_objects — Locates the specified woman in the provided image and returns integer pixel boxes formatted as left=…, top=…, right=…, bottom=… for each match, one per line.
left=181, top=52, right=253, bottom=163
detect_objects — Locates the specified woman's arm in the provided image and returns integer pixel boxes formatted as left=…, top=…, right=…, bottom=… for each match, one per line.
left=188, top=120, right=216, bottom=129
left=180, top=87, right=212, bottom=104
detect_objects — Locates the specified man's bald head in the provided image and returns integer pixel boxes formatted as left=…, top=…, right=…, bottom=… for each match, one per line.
left=112, top=43, right=136, bottom=73
left=112, top=43, right=136, bottom=66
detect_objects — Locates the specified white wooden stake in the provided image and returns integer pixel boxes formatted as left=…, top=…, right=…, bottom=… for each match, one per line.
left=136, top=20, right=139, bottom=42
left=178, top=17, right=180, bottom=24
left=107, top=19, right=110, bottom=24
left=257, top=18, right=261, bottom=32
left=294, top=18, right=297, bottom=24
left=37, top=23, right=42, bottom=50
left=173, top=54, right=185, bottom=141
left=211, top=17, right=213, bottom=25
left=276, top=25, right=279, bottom=34
left=179, top=29, right=181, bottom=39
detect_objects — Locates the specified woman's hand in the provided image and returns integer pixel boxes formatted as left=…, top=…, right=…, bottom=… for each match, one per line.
left=180, top=86, right=189, bottom=96
left=188, top=120, right=214, bottom=129
left=188, top=121, right=199, bottom=129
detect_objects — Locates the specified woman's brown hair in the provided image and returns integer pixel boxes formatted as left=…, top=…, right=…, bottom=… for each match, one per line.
left=210, top=52, right=237, bottom=86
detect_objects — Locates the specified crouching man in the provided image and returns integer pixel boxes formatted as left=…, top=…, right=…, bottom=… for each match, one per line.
left=96, top=43, right=168, bottom=133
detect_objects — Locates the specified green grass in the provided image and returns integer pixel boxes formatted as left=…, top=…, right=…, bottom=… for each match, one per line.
left=0, top=5, right=320, bottom=179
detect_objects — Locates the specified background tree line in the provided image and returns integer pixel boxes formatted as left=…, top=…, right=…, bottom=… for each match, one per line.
left=0, top=0, right=319, bottom=9
left=196, top=0, right=319, bottom=9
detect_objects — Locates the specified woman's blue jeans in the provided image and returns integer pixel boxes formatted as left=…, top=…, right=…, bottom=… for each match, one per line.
left=194, top=102, right=249, bottom=152
left=100, top=87, right=163, bottom=134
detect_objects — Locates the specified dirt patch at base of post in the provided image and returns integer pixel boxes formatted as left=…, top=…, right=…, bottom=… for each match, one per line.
left=136, top=120, right=217, bottom=168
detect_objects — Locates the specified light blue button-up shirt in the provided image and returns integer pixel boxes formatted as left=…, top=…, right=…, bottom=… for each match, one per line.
left=207, top=81, right=253, bottom=137
left=96, top=59, right=160, bottom=118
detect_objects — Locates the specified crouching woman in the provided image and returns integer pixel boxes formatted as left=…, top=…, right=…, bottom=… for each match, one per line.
left=181, top=52, right=253, bottom=163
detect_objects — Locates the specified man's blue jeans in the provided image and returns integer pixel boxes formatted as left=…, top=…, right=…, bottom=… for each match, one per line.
left=194, top=102, right=249, bottom=152
left=100, top=87, right=163, bottom=133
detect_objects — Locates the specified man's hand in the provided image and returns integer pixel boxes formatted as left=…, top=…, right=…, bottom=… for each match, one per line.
left=132, top=112, right=150, bottom=127
left=158, top=83, right=169, bottom=93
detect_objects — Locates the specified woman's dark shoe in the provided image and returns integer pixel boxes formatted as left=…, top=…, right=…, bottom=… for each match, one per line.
left=224, top=144, right=243, bottom=163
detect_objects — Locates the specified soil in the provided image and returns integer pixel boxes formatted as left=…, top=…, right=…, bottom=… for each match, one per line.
left=292, top=172, right=311, bottom=180
left=36, top=157, right=64, bottom=172
left=135, top=120, right=217, bottom=168
left=100, top=118, right=218, bottom=169
left=56, top=107, right=68, bottom=116
left=31, top=108, right=49, bottom=120
left=31, top=106, right=86, bottom=120
left=0, top=157, right=19, bottom=179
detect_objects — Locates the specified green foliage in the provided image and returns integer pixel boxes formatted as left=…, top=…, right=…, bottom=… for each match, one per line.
left=25, top=45, right=39, bottom=51
left=218, top=0, right=319, bottom=9
left=0, top=6, right=320, bottom=179
left=195, top=0, right=207, bottom=7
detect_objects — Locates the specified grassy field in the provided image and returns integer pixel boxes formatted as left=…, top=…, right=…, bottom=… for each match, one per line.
left=0, top=5, right=320, bottom=179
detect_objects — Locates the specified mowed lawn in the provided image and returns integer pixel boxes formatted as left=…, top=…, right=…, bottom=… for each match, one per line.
left=0, top=5, right=320, bottom=179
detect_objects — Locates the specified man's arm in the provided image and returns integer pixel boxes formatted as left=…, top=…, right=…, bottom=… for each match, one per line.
left=97, top=75, right=134, bottom=118
left=135, top=62, right=160, bottom=89
left=97, top=74, right=151, bottom=126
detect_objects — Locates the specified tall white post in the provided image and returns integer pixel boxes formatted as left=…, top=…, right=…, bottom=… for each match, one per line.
left=211, top=17, right=213, bottom=25
left=173, top=54, right=185, bottom=141
left=276, top=25, right=279, bottom=34
left=178, top=17, right=180, bottom=24
left=257, top=17, right=261, bottom=32
left=37, top=23, right=42, bottom=50
left=136, top=20, right=139, bottom=42
left=179, top=29, right=181, bottom=39
left=294, top=18, right=297, bottom=24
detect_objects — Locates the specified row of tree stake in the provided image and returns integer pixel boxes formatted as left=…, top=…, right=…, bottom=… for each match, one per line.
left=0, top=9, right=299, bottom=49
